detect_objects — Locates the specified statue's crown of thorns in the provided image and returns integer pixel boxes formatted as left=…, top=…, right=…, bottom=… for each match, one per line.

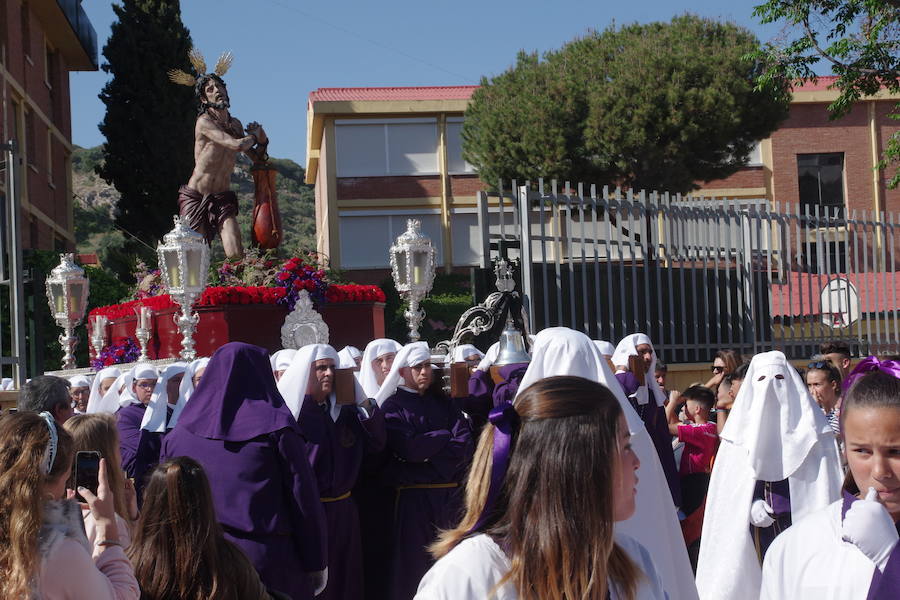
left=167, top=48, right=233, bottom=87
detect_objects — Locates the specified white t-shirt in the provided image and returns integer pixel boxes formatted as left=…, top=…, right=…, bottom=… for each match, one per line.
left=415, top=532, right=669, bottom=599
left=761, top=499, right=876, bottom=600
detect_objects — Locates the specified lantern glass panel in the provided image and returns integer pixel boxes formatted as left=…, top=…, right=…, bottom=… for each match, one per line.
left=394, top=249, right=408, bottom=286
left=68, top=282, right=85, bottom=317
left=49, top=282, right=65, bottom=315
left=411, top=250, right=429, bottom=286
left=185, top=249, right=203, bottom=288
left=163, top=250, right=181, bottom=288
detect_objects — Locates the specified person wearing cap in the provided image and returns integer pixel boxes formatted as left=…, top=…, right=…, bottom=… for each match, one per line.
left=68, top=375, right=91, bottom=414
left=277, top=344, right=385, bottom=600
left=162, top=342, right=327, bottom=600
left=374, top=341, right=474, bottom=600
left=116, top=364, right=158, bottom=496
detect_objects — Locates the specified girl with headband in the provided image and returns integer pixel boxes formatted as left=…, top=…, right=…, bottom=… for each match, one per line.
left=0, top=411, right=139, bottom=598
left=417, top=376, right=666, bottom=599
left=761, top=359, right=900, bottom=599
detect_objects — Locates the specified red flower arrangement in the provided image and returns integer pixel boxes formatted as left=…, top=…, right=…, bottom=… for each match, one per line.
left=88, top=285, right=383, bottom=321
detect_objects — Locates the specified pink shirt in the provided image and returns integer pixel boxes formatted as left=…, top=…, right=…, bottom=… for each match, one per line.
left=38, top=538, right=139, bottom=600
left=677, top=422, right=718, bottom=475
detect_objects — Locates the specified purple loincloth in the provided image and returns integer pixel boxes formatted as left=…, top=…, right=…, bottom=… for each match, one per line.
left=177, top=185, right=239, bottom=244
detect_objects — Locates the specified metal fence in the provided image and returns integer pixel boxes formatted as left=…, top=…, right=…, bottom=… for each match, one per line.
left=476, top=180, right=900, bottom=364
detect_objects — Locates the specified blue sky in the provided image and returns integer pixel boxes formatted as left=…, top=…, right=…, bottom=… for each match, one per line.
left=71, top=0, right=792, bottom=167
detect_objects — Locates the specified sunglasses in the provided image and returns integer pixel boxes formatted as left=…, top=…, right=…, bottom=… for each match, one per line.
left=807, top=361, right=831, bottom=370
left=711, top=366, right=725, bottom=373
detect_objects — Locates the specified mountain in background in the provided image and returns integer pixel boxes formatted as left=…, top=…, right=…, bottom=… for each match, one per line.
left=71, top=145, right=317, bottom=268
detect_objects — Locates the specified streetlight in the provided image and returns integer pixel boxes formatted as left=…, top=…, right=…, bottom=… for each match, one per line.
left=390, top=219, right=435, bottom=342
left=46, top=253, right=89, bottom=369
left=157, top=216, right=209, bottom=360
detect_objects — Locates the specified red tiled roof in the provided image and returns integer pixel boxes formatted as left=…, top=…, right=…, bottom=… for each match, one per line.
left=791, top=76, right=840, bottom=92
left=308, top=86, right=478, bottom=103
left=771, top=272, right=900, bottom=317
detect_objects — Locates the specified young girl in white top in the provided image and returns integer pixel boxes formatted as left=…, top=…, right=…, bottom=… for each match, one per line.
left=416, top=375, right=668, bottom=600
left=761, top=359, right=900, bottom=599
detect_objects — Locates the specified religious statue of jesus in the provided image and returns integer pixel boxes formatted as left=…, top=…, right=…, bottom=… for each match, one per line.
left=168, top=50, right=267, bottom=259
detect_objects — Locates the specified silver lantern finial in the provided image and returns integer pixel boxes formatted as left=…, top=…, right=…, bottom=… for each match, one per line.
left=46, top=253, right=90, bottom=369
left=157, top=216, right=210, bottom=360
left=390, top=219, right=436, bottom=342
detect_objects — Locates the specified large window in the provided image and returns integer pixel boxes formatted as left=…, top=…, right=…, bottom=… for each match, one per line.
left=797, top=153, right=845, bottom=217
left=447, top=117, right=476, bottom=174
left=335, top=119, right=439, bottom=177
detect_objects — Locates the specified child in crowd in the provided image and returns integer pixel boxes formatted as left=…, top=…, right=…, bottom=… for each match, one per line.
left=666, top=385, right=718, bottom=571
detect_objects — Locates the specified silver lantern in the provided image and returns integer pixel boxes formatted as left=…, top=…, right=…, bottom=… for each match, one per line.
left=46, top=253, right=89, bottom=369
left=390, top=219, right=436, bottom=342
left=157, top=216, right=209, bottom=360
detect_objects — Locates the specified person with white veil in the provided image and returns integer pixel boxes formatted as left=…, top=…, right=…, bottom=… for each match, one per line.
left=612, top=333, right=681, bottom=507
left=444, top=344, right=483, bottom=373
left=116, top=364, right=159, bottom=498
left=167, top=357, right=209, bottom=430
left=517, top=327, right=699, bottom=600
left=696, top=350, right=842, bottom=600
left=68, top=374, right=92, bottom=414
left=86, top=367, right=121, bottom=414
left=277, top=344, right=385, bottom=600
left=353, top=337, right=402, bottom=599
left=374, top=341, right=474, bottom=600
left=132, top=363, right=186, bottom=499
left=337, top=345, right=363, bottom=372
left=90, top=369, right=134, bottom=415
left=357, top=338, right=403, bottom=399
left=270, top=348, right=296, bottom=382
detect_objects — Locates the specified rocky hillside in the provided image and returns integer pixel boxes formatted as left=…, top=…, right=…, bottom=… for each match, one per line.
left=71, top=145, right=317, bottom=264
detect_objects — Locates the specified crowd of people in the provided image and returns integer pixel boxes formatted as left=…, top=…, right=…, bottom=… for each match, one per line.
left=1, top=331, right=898, bottom=599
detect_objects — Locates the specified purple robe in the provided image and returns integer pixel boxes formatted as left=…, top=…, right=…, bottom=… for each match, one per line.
left=464, top=364, right=528, bottom=436
left=381, top=388, right=474, bottom=600
left=116, top=402, right=162, bottom=502
left=298, top=397, right=385, bottom=600
left=615, top=370, right=682, bottom=507
left=751, top=478, right=791, bottom=562
left=161, top=342, right=327, bottom=600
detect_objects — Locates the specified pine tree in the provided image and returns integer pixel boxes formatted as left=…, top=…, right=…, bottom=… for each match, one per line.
left=97, top=0, right=195, bottom=249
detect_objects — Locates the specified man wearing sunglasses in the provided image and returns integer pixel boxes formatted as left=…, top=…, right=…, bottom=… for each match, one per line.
left=117, top=364, right=160, bottom=498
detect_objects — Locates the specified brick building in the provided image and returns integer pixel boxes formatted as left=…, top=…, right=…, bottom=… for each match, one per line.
left=1, top=0, right=97, bottom=251
left=306, top=81, right=900, bottom=277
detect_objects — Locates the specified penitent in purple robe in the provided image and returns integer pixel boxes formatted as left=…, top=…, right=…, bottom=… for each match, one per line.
left=615, top=370, right=682, bottom=508
left=464, top=363, right=529, bottom=435
left=116, top=402, right=163, bottom=502
left=161, top=342, right=327, bottom=600
left=298, top=396, right=385, bottom=600
left=381, top=387, right=474, bottom=600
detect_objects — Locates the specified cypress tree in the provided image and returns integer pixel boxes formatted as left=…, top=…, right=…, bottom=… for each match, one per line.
left=97, top=0, right=195, bottom=248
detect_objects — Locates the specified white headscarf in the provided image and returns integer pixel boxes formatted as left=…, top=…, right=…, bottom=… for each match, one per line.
left=696, top=351, right=842, bottom=600
left=86, top=367, right=120, bottom=414
left=140, top=363, right=187, bottom=433
left=168, top=357, right=210, bottom=430
left=611, top=333, right=666, bottom=407
left=358, top=338, right=403, bottom=398
left=337, top=345, right=362, bottom=369
left=68, top=375, right=91, bottom=390
left=445, top=344, right=484, bottom=368
left=270, top=349, right=297, bottom=373
left=516, top=327, right=698, bottom=600
left=90, top=370, right=131, bottom=414
left=278, top=344, right=367, bottom=420
left=122, top=364, right=158, bottom=408
left=593, top=340, right=616, bottom=357
left=373, top=342, right=432, bottom=407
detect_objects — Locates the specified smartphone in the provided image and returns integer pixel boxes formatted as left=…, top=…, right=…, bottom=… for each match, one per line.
left=74, top=451, right=101, bottom=503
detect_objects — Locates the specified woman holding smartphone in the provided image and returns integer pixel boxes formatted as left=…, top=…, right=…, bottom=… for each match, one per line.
left=0, top=411, right=139, bottom=599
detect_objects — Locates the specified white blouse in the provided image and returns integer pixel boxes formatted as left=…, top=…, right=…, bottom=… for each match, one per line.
left=416, top=532, right=669, bottom=599
left=761, top=499, right=876, bottom=600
